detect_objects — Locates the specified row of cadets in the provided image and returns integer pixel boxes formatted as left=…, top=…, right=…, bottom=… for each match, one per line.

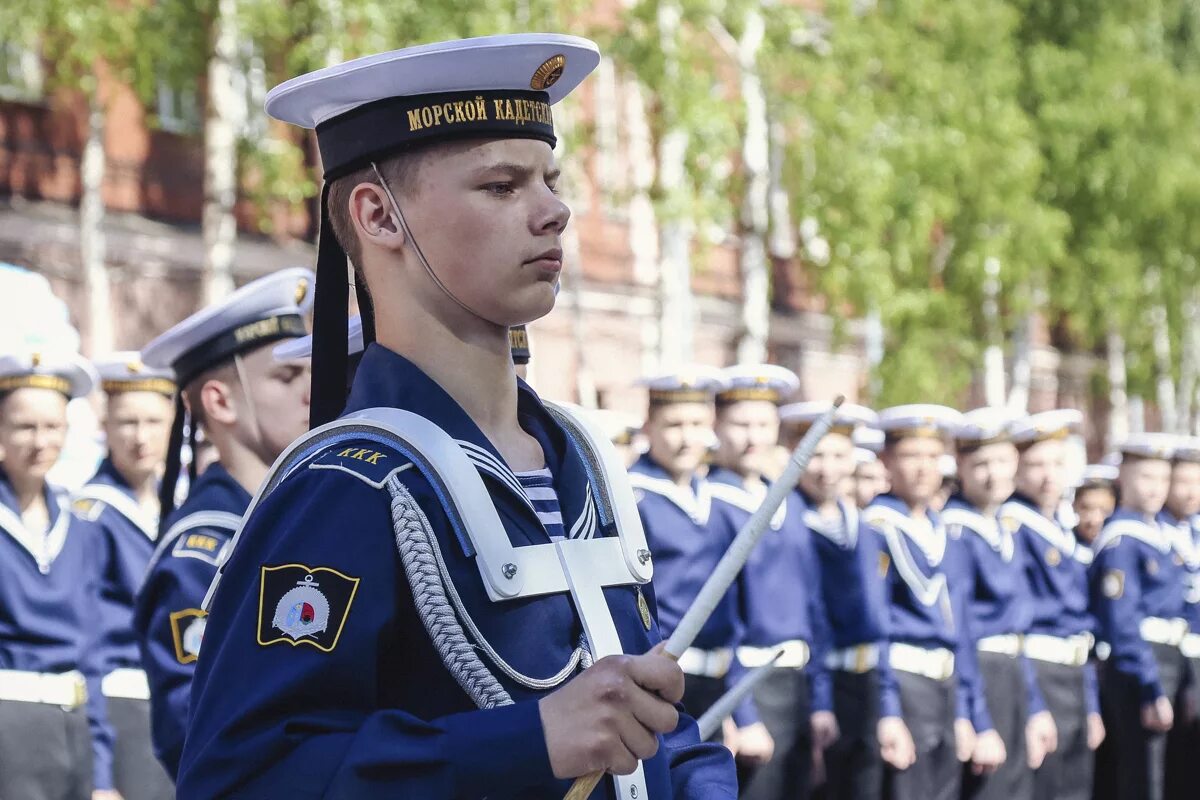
left=704, top=364, right=830, bottom=800
left=1091, top=433, right=1188, bottom=800
left=132, top=268, right=314, bottom=780
left=1001, top=410, right=1102, bottom=800
left=780, top=399, right=890, bottom=800
left=0, top=353, right=114, bottom=799
left=629, top=367, right=743, bottom=723
left=943, top=408, right=1056, bottom=800
left=75, top=356, right=178, bottom=799
left=178, top=33, right=736, bottom=799
left=1158, top=438, right=1200, bottom=800
left=851, top=427, right=889, bottom=510
left=864, top=404, right=987, bottom=800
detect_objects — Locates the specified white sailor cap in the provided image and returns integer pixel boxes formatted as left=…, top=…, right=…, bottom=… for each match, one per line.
left=1172, top=437, right=1200, bottom=464
left=266, top=34, right=601, bottom=428
left=780, top=400, right=877, bottom=436
left=1116, top=432, right=1176, bottom=462
left=0, top=351, right=96, bottom=399
left=274, top=314, right=363, bottom=362
left=853, top=426, right=886, bottom=453
left=1078, top=464, right=1119, bottom=485
left=92, top=353, right=176, bottom=396
left=1008, top=409, right=1082, bottom=447
left=586, top=408, right=643, bottom=446
left=877, top=404, right=963, bottom=440
left=954, top=407, right=1018, bottom=450
left=638, top=365, right=724, bottom=405
left=715, top=364, right=800, bottom=405
left=142, top=268, right=313, bottom=387
left=854, top=447, right=878, bottom=466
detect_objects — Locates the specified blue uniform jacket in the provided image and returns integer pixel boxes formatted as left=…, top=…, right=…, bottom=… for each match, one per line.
left=134, top=462, right=248, bottom=779
left=865, top=493, right=987, bottom=727
left=941, top=496, right=1046, bottom=724
left=1092, top=508, right=1187, bottom=702
left=628, top=455, right=741, bottom=654
left=177, top=345, right=735, bottom=799
left=75, top=457, right=160, bottom=675
left=1003, top=494, right=1099, bottom=714
left=1161, top=512, right=1200, bottom=634
left=706, top=469, right=832, bottom=724
left=0, top=468, right=115, bottom=789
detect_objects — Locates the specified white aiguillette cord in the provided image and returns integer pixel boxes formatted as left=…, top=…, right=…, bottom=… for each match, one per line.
left=563, top=397, right=845, bottom=800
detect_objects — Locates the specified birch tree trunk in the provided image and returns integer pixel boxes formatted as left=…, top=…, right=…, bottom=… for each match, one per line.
left=1146, top=269, right=1177, bottom=431
left=981, top=257, right=1005, bottom=407
left=656, top=0, right=695, bottom=368
left=623, top=75, right=661, bottom=376
left=1176, top=289, right=1200, bottom=433
left=80, top=97, right=112, bottom=355
left=1107, top=327, right=1130, bottom=446
left=727, top=11, right=771, bottom=365
left=202, top=0, right=240, bottom=304
left=767, top=121, right=795, bottom=262
left=1007, top=308, right=1034, bottom=414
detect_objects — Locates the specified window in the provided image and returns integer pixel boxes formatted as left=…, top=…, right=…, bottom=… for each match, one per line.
left=0, top=40, right=44, bottom=102
left=156, top=80, right=201, bottom=134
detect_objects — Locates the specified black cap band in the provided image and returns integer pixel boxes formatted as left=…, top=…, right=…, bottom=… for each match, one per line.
left=173, top=313, right=307, bottom=388
left=316, top=89, right=556, bottom=179
left=510, top=325, right=531, bottom=365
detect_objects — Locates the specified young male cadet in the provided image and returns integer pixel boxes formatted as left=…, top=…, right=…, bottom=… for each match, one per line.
left=865, top=405, right=985, bottom=800
left=133, top=268, right=314, bottom=780
left=780, top=400, right=890, bottom=800
left=1002, top=411, right=1102, bottom=800
left=705, top=365, right=830, bottom=800
left=629, top=367, right=742, bottom=723
left=851, top=427, right=889, bottom=509
left=74, top=355, right=177, bottom=799
left=1074, top=465, right=1118, bottom=548
left=0, top=352, right=116, bottom=800
left=944, top=409, right=1057, bottom=800
left=1092, top=433, right=1188, bottom=800
left=1159, top=439, right=1200, bottom=800
left=178, top=35, right=737, bottom=799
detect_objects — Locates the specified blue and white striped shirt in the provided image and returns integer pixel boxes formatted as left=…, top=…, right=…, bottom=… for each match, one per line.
left=515, top=467, right=566, bottom=541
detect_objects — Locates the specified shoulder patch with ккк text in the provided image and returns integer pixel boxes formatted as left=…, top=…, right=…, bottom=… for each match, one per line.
left=172, top=531, right=230, bottom=564
left=308, top=439, right=411, bottom=488
left=257, top=564, right=360, bottom=653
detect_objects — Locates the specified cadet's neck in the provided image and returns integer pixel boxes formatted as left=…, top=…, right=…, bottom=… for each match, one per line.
left=9, top=473, right=46, bottom=515
left=118, top=463, right=161, bottom=508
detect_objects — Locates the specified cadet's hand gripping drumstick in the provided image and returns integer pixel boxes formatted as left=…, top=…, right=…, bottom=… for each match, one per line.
left=695, top=650, right=783, bottom=740
left=564, top=397, right=844, bottom=800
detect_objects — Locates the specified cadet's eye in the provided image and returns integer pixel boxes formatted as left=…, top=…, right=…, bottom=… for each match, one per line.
left=483, top=182, right=514, bottom=196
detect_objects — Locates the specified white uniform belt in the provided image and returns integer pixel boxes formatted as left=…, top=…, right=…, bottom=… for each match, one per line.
left=101, top=668, right=150, bottom=701
left=1181, top=633, right=1200, bottom=660
left=0, top=669, right=87, bottom=708
left=677, top=647, right=733, bottom=678
left=1024, top=633, right=1089, bottom=667
left=825, top=643, right=881, bottom=673
left=737, top=640, right=810, bottom=670
left=1140, top=617, right=1188, bottom=647
left=978, top=633, right=1023, bottom=657
left=889, top=643, right=954, bottom=681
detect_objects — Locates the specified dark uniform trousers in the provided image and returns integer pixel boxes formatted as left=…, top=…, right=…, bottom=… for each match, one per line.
left=738, top=667, right=813, bottom=800
left=685, top=673, right=728, bottom=720
left=823, top=669, right=883, bottom=800
left=1101, top=643, right=1186, bottom=800
left=1031, top=660, right=1092, bottom=800
left=107, top=697, right=175, bottom=800
left=0, top=700, right=92, bottom=800
left=884, top=671, right=959, bottom=800
left=1164, top=655, right=1200, bottom=800
left=963, top=652, right=1032, bottom=800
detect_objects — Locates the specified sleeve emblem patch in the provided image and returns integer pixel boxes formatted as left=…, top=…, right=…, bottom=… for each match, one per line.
left=1102, top=569, right=1125, bottom=600
left=169, top=609, right=208, bottom=664
left=257, top=564, right=360, bottom=653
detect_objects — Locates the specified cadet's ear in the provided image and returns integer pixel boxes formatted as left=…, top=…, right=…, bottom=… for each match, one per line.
left=199, top=377, right=237, bottom=428
left=349, top=182, right=406, bottom=255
